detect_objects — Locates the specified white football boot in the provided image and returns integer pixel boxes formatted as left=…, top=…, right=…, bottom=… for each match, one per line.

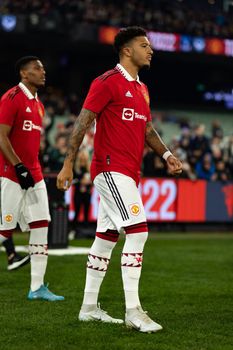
left=79, top=303, right=123, bottom=324
left=125, top=306, right=163, bottom=333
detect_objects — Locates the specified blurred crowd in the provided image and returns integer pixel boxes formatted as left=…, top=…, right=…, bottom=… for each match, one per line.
left=143, top=119, right=233, bottom=181
left=1, top=0, right=233, bottom=38
left=39, top=90, right=233, bottom=183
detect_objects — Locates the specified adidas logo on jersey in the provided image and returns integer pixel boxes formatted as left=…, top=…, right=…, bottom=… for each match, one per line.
left=26, top=107, right=32, bottom=113
left=125, top=91, right=133, bottom=98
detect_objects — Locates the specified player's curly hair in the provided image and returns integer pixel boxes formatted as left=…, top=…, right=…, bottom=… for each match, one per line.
left=114, top=26, right=147, bottom=54
left=15, top=56, right=40, bottom=77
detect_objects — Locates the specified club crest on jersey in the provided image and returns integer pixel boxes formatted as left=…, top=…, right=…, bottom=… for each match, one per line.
left=38, top=106, right=44, bottom=118
left=141, top=86, right=150, bottom=105
left=5, top=214, right=13, bottom=223
left=122, top=108, right=134, bottom=121
left=129, top=203, right=140, bottom=216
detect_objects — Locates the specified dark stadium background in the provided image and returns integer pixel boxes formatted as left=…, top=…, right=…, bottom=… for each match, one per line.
left=1, top=32, right=233, bottom=109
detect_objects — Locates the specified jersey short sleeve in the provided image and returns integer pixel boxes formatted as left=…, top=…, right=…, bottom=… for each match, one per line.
left=83, top=79, right=112, bottom=114
left=147, top=111, right=152, bottom=122
left=0, top=96, right=18, bottom=126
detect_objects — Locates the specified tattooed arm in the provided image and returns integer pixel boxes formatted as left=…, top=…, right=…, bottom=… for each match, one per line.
left=57, top=108, right=96, bottom=190
left=145, top=121, right=182, bottom=175
left=145, top=121, right=169, bottom=157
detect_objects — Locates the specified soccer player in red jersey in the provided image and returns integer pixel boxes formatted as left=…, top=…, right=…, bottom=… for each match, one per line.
left=57, top=27, right=182, bottom=331
left=0, top=56, right=64, bottom=301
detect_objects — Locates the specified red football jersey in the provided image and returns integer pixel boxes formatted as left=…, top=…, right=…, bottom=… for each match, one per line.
left=83, top=64, right=152, bottom=185
left=0, top=83, right=44, bottom=183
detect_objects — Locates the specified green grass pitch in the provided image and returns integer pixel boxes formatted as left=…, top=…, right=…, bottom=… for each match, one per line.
left=0, top=232, right=233, bottom=350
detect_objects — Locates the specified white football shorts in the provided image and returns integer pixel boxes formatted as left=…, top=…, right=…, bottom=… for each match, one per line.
left=94, top=172, right=146, bottom=233
left=0, top=178, right=51, bottom=232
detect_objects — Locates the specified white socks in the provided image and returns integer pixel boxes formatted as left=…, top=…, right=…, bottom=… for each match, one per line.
left=81, top=230, right=148, bottom=311
left=82, top=237, right=116, bottom=306
left=29, top=227, right=48, bottom=292
left=121, top=232, right=148, bottom=309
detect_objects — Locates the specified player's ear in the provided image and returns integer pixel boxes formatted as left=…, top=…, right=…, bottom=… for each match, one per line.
left=122, top=45, right=132, bottom=58
left=20, top=69, right=27, bottom=80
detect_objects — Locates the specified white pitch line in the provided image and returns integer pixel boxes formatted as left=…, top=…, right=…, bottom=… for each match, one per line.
left=0, top=246, right=90, bottom=256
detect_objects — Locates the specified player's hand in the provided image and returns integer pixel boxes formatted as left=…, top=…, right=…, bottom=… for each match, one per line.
left=166, top=155, right=182, bottom=175
left=56, top=166, right=73, bottom=191
left=14, top=163, right=35, bottom=190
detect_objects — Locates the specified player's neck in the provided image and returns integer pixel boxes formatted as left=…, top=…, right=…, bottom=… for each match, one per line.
left=21, top=81, right=38, bottom=97
left=119, top=61, right=139, bottom=80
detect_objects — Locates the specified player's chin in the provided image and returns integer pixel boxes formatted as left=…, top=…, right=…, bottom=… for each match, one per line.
left=37, top=81, right=45, bottom=88
left=141, top=62, right=151, bottom=70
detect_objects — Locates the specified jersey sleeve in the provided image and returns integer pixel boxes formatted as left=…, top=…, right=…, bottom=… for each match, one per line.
left=0, top=96, right=18, bottom=126
left=147, top=110, right=152, bottom=122
left=83, top=78, right=112, bottom=114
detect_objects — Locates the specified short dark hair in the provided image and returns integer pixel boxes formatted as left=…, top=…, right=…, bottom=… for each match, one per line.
left=114, top=26, right=147, bottom=54
left=15, top=56, right=40, bottom=76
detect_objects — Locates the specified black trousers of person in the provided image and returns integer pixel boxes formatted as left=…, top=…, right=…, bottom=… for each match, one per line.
left=2, top=237, right=15, bottom=258
left=71, top=189, right=91, bottom=229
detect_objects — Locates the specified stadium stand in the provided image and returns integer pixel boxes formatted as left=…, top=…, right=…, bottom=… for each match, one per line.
left=1, top=0, right=233, bottom=38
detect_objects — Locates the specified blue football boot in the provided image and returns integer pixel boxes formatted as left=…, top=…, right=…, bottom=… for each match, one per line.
left=27, top=283, right=64, bottom=301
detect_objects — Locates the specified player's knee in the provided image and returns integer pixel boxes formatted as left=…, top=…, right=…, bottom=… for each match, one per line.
left=125, top=231, right=148, bottom=245
left=96, top=230, right=119, bottom=244
left=29, top=220, right=49, bottom=229
left=124, top=222, right=148, bottom=242
left=90, top=235, right=117, bottom=258
left=29, top=223, right=48, bottom=245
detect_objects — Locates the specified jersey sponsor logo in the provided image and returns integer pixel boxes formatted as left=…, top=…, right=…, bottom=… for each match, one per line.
left=26, top=107, right=32, bottom=113
left=122, top=108, right=134, bottom=121
left=125, top=90, right=133, bottom=97
left=5, top=214, right=13, bottom=223
left=23, top=120, right=42, bottom=132
left=129, top=203, right=141, bottom=216
left=23, top=120, right=32, bottom=130
left=122, top=108, right=147, bottom=122
left=135, top=112, right=147, bottom=121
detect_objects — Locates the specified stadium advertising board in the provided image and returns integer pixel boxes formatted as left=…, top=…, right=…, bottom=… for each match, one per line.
left=99, top=26, right=233, bottom=58
left=67, top=178, right=233, bottom=223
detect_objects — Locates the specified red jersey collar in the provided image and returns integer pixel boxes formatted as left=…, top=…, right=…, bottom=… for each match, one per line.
left=19, top=82, right=38, bottom=101
left=116, top=64, right=141, bottom=85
